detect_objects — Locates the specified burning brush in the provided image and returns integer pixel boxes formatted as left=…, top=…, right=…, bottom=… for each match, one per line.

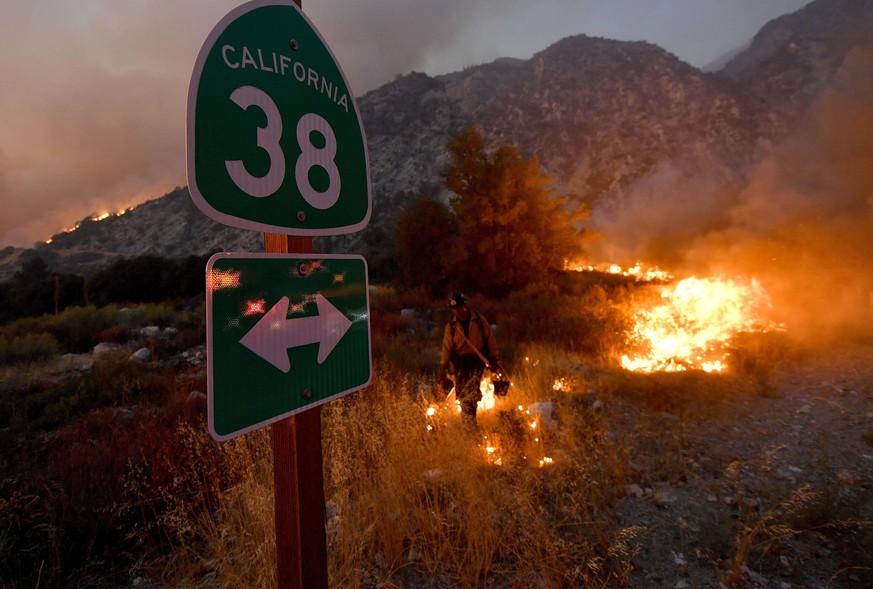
left=621, top=275, right=782, bottom=373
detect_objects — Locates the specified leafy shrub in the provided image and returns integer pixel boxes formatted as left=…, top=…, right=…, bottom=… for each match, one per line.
left=169, top=307, right=206, bottom=353
left=0, top=385, right=211, bottom=588
left=133, top=302, right=179, bottom=328
left=2, top=351, right=177, bottom=432
left=0, top=315, right=45, bottom=339
left=44, top=305, right=124, bottom=352
left=498, top=282, right=632, bottom=361
left=95, top=324, right=128, bottom=344
left=0, top=332, right=60, bottom=365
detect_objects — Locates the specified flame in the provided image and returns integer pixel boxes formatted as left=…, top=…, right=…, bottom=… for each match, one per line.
left=567, top=260, right=672, bottom=282
left=621, top=275, right=780, bottom=373
left=90, top=209, right=130, bottom=222
left=478, top=374, right=497, bottom=411
left=424, top=396, right=553, bottom=468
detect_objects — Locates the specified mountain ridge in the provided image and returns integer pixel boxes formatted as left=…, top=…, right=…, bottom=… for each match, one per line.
left=2, top=0, right=869, bottom=282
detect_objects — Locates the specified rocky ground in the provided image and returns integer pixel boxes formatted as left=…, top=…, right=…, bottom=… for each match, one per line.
left=613, top=343, right=873, bottom=588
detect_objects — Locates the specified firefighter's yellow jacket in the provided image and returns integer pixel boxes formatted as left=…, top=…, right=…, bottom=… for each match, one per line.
left=439, top=310, right=499, bottom=371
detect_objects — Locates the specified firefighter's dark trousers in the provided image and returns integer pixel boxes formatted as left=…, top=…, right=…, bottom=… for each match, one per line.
left=452, top=354, right=486, bottom=428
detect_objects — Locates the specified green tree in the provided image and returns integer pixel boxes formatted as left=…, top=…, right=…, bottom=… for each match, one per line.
left=12, top=254, right=50, bottom=286
left=443, top=126, right=589, bottom=297
left=2, top=254, right=86, bottom=320
left=394, top=195, right=458, bottom=296
left=89, top=255, right=174, bottom=305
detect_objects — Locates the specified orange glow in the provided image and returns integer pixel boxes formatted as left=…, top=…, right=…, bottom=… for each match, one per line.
left=484, top=444, right=502, bottom=466
left=243, top=298, right=267, bottom=316
left=621, top=275, right=780, bottom=373
left=207, top=269, right=241, bottom=292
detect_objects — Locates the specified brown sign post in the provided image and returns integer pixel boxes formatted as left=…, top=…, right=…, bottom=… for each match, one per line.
left=266, top=233, right=329, bottom=589
left=266, top=3, right=327, bottom=586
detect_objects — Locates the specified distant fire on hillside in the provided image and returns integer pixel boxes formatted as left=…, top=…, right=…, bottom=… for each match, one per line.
left=43, top=206, right=137, bottom=244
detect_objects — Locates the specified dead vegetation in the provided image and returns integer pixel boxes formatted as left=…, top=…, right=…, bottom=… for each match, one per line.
left=1, top=288, right=871, bottom=588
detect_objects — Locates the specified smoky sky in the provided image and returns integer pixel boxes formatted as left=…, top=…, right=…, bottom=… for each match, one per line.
left=592, top=45, right=873, bottom=338
left=0, top=0, right=811, bottom=247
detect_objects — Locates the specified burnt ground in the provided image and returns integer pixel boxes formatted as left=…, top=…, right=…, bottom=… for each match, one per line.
left=611, top=342, right=873, bottom=588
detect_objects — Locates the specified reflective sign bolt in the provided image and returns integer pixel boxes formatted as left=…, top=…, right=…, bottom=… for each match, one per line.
left=303, top=388, right=312, bottom=400
left=297, top=211, right=306, bottom=222
left=289, top=39, right=299, bottom=51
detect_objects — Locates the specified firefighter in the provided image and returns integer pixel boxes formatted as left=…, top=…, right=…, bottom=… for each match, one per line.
left=438, top=291, right=501, bottom=428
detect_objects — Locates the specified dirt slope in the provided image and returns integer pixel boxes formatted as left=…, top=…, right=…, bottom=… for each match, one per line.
left=613, top=343, right=873, bottom=588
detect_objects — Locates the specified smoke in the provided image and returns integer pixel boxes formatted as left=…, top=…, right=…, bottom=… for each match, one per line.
left=0, top=0, right=812, bottom=248
left=0, top=61, right=187, bottom=247
left=0, top=0, right=526, bottom=247
left=0, top=1, right=240, bottom=248
left=306, top=0, right=521, bottom=93
left=593, top=46, right=873, bottom=340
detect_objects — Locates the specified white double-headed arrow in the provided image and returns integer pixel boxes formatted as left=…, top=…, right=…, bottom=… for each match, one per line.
left=239, top=294, right=352, bottom=373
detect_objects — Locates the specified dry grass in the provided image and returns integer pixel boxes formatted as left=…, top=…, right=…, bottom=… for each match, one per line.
left=4, top=293, right=871, bottom=587
left=132, top=337, right=873, bottom=589
left=137, top=347, right=640, bottom=588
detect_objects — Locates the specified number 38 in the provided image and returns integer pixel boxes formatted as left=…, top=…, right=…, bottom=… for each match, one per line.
left=224, top=85, right=341, bottom=210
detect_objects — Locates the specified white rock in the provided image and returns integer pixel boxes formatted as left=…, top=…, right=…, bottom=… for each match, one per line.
left=131, top=347, right=151, bottom=362
left=188, top=391, right=206, bottom=403
left=625, top=484, right=644, bottom=498
left=653, top=490, right=677, bottom=507
left=92, top=342, right=117, bottom=355
left=528, top=402, right=557, bottom=428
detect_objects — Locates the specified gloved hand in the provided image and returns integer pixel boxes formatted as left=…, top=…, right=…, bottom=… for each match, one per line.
left=437, top=368, right=453, bottom=393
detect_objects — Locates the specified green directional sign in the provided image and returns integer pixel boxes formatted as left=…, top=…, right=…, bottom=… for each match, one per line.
left=206, top=253, right=371, bottom=440
left=187, top=0, right=371, bottom=235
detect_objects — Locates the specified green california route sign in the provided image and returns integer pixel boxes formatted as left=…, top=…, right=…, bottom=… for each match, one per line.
left=206, top=253, right=371, bottom=440
left=187, top=0, right=371, bottom=235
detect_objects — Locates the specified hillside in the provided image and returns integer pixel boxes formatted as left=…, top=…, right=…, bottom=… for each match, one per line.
left=1, top=0, right=871, bottom=280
